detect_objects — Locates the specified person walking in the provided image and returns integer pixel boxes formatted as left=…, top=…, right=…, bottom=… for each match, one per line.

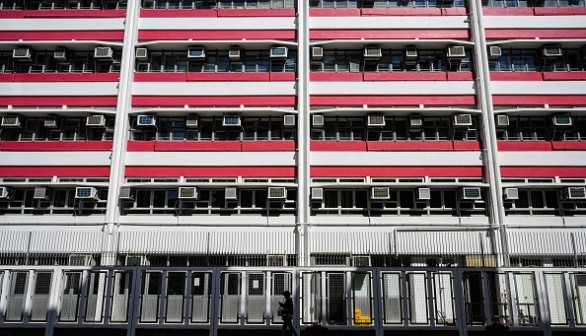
left=279, top=291, right=298, bottom=336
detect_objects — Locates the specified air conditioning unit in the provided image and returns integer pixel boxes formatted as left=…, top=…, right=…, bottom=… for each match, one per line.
left=453, top=114, right=473, bottom=127
left=43, top=116, right=59, bottom=128
left=178, top=187, right=198, bottom=199
left=225, top=187, right=237, bottom=200
left=410, top=115, right=423, bottom=128
left=33, top=187, right=49, bottom=200
left=229, top=47, right=241, bottom=60
left=542, top=46, right=562, bottom=58
left=447, top=46, right=466, bottom=58
left=563, top=187, right=586, bottom=200
left=0, top=187, right=10, bottom=199
left=94, top=47, right=113, bottom=60
left=552, top=115, right=572, bottom=127
left=270, top=46, right=288, bottom=58
left=222, top=115, right=241, bottom=127
left=405, top=46, right=418, bottom=60
left=312, top=46, right=324, bottom=60
left=504, top=188, right=519, bottom=201
left=69, top=254, right=95, bottom=266
left=54, top=48, right=68, bottom=61
left=371, top=187, right=390, bottom=200
left=188, top=47, right=206, bottom=59
left=496, top=115, right=509, bottom=127
left=12, top=48, right=31, bottom=59
left=367, top=114, right=385, bottom=127
left=418, top=188, right=431, bottom=200
left=125, top=255, right=148, bottom=266
left=351, top=256, right=371, bottom=267
left=186, top=115, right=199, bottom=128
left=461, top=187, right=481, bottom=200
left=364, top=45, right=382, bottom=59
left=283, top=115, right=296, bottom=127
left=1, top=116, right=21, bottom=127
left=86, top=115, right=106, bottom=127
left=75, top=187, right=99, bottom=200
left=119, top=187, right=134, bottom=200
left=268, top=187, right=287, bottom=200
left=312, top=115, right=324, bottom=128
left=135, top=47, right=148, bottom=61
left=489, top=46, right=502, bottom=60
left=136, top=114, right=156, bottom=127
left=311, top=187, right=324, bottom=201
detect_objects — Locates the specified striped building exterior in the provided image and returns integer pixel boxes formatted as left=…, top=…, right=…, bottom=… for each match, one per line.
left=0, top=0, right=586, bottom=335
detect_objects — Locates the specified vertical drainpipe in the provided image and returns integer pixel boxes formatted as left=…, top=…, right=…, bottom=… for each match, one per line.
left=468, top=0, right=509, bottom=266
left=103, top=0, right=139, bottom=266
left=297, top=0, right=311, bottom=267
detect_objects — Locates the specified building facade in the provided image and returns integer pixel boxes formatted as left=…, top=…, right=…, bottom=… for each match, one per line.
left=1, top=0, right=586, bottom=335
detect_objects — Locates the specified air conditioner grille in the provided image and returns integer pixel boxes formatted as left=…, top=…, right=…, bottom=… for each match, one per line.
left=268, top=187, right=286, bottom=199
left=371, top=187, right=390, bottom=199
left=462, top=187, right=481, bottom=200
left=179, top=187, right=198, bottom=199
left=312, top=187, right=324, bottom=200
left=367, top=114, right=385, bottom=127
left=225, top=187, right=238, bottom=200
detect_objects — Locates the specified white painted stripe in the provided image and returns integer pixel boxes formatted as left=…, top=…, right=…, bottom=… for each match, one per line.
left=507, top=230, right=574, bottom=255
left=491, top=81, right=586, bottom=95
left=125, top=152, right=295, bottom=166
left=309, top=16, right=468, bottom=29
left=29, top=230, right=104, bottom=253
left=310, top=152, right=482, bottom=166
left=133, top=81, right=296, bottom=96
left=0, top=152, right=111, bottom=166
left=500, top=152, right=586, bottom=166
left=310, top=81, right=475, bottom=95
left=396, top=231, right=492, bottom=254
left=310, top=228, right=392, bottom=254
left=0, top=83, right=118, bottom=96
left=484, top=16, right=586, bottom=29
left=139, top=17, right=295, bottom=30
left=0, top=18, right=124, bottom=31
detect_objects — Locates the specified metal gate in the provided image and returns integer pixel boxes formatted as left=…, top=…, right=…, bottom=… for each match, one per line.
left=140, top=271, right=162, bottom=323
left=60, top=271, right=81, bottom=322
left=270, top=272, right=292, bottom=324
left=407, top=272, right=428, bottom=324
left=302, top=272, right=321, bottom=324
left=30, top=272, right=52, bottom=322
left=433, top=272, right=455, bottom=326
left=513, top=273, right=539, bottom=325
left=326, top=272, right=346, bottom=324
left=246, top=272, right=265, bottom=324
left=85, top=271, right=106, bottom=322
left=111, top=271, right=132, bottom=322
left=165, top=272, right=185, bottom=323
left=5, top=271, right=28, bottom=321
left=220, top=272, right=241, bottom=323
left=191, top=271, right=212, bottom=323
left=381, top=272, right=402, bottom=324
left=351, top=272, right=372, bottom=325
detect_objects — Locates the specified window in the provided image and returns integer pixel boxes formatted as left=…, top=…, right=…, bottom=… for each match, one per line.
left=0, top=116, right=114, bottom=142
left=496, top=116, right=586, bottom=141
left=0, top=188, right=107, bottom=215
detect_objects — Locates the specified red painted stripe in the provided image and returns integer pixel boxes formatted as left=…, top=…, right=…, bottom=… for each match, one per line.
left=125, top=166, right=295, bottom=177
left=131, top=96, right=296, bottom=107
left=0, top=11, right=25, bottom=18
left=0, top=96, right=117, bottom=106
left=309, top=8, right=362, bottom=16
left=534, top=7, right=586, bottom=16
left=311, top=95, right=476, bottom=106
left=498, top=141, right=553, bottom=151
left=310, top=72, right=363, bottom=81
left=140, top=8, right=295, bottom=17
left=361, top=7, right=467, bottom=16
left=551, top=141, right=586, bottom=151
left=0, top=166, right=110, bottom=177
left=493, top=95, right=586, bottom=106
left=366, top=141, right=452, bottom=151
left=490, top=72, right=543, bottom=81
left=134, top=73, right=187, bottom=82
left=447, top=72, right=474, bottom=81
left=311, top=166, right=484, bottom=177
left=501, top=166, right=586, bottom=177
left=12, top=73, right=119, bottom=82
left=364, top=72, right=447, bottom=81
left=270, top=72, right=296, bottom=81
left=1, top=141, right=112, bottom=151
left=0, top=31, right=123, bottom=41
left=482, top=7, right=534, bottom=16
left=311, top=141, right=368, bottom=151
left=453, top=141, right=481, bottom=151
left=543, top=72, right=586, bottom=81
left=486, top=29, right=586, bottom=39
left=134, top=72, right=295, bottom=82
left=24, top=9, right=126, bottom=18
left=138, top=30, right=296, bottom=41
left=217, top=9, right=296, bottom=17
left=310, top=29, right=469, bottom=40
left=128, top=141, right=296, bottom=152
